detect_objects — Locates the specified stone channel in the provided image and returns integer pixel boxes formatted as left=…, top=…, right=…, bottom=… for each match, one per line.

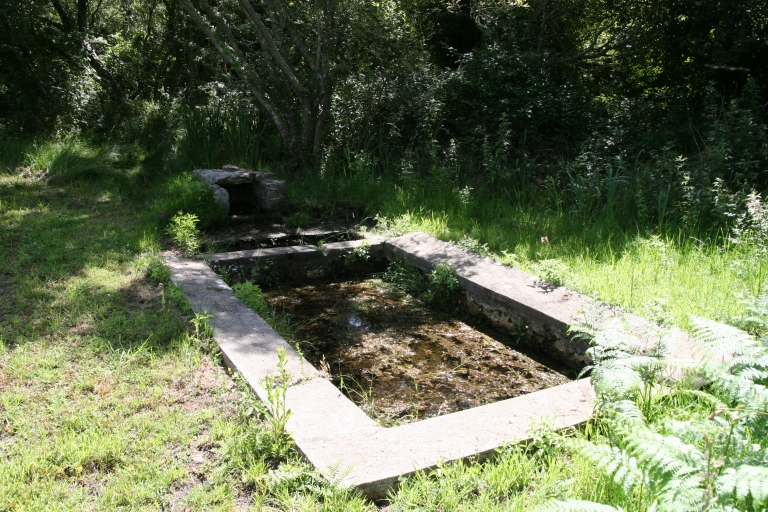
left=166, top=232, right=694, bottom=499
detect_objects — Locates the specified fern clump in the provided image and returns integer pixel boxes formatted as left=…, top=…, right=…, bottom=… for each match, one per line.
left=545, top=312, right=768, bottom=512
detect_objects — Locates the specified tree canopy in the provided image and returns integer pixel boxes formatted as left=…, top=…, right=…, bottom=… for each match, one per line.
left=1, top=0, right=766, bottom=222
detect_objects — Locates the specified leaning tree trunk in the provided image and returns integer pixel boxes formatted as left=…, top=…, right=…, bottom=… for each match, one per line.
left=180, top=0, right=333, bottom=165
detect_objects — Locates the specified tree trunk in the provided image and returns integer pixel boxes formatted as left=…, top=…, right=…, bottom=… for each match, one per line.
left=181, top=0, right=333, bottom=166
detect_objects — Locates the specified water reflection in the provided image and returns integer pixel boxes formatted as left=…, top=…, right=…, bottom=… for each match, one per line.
left=348, top=315, right=371, bottom=330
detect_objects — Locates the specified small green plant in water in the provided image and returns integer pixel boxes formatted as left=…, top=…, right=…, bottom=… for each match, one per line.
left=426, top=261, right=460, bottom=306
left=381, top=261, right=426, bottom=294
left=381, top=260, right=459, bottom=307
left=344, top=240, right=371, bottom=264
left=164, top=212, right=200, bottom=255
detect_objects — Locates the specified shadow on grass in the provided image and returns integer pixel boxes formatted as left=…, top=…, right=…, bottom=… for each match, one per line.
left=87, top=277, right=199, bottom=357
left=0, top=167, right=199, bottom=352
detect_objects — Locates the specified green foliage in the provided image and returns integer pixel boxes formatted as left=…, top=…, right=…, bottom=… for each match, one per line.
left=24, top=138, right=107, bottom=179
left=284, top=211, right=312, bottom=230
left=232, top=280, right=292, bottom=338
left=344, top=240, right=371, bottom=263
left=380, top=260, right=459, bottom=308
left=177, top=106, right=275, bottom=170
left=0, top=136, right=30, bottom=171
left=738, top=291, right=768, bottom=339
left=426, top=261, right=460, bottom=306
left=164, top=212, right=200, bottom=255
left=146, top=257, right=172, bottom=285
left=559, top=312, right=768, bottom=511
left=153, top=175, right=226, bottom=230
left=257, top=347, right=293, bottom=456
left=451, top=235, right=493, bottom=259
left=232, top=281, right=269, bottom=317
left=381, top=261, right=428, bottom=297
left=179, top=107, right=225, bottom=170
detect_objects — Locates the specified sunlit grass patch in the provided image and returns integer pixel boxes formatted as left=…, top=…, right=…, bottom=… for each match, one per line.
left=366, top=193, right=766, bottom=332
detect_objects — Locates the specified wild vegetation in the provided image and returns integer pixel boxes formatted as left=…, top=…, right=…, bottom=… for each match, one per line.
left=1, top=0, right=767, bottom=509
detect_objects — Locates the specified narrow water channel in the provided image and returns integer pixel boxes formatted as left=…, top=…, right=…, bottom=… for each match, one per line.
left=265, top=279, right=574, bottom=422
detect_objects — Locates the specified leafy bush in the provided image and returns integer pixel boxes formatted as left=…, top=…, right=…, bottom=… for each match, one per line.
left=550, top=313, right=768, bottom=511
left=164, top=212, right=200, bottom=255
left=154, top=175, right=225, bottom=230
left=426, top=261, right=460, bottom=306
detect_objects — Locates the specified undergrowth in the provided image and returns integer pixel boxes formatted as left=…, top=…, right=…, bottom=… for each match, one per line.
left=545, top=312, right=768, bottom=511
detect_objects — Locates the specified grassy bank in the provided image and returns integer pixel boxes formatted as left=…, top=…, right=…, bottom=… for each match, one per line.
left=1, top=137, right=765, bottom=510
left=283, top=165, right=766, bottom=332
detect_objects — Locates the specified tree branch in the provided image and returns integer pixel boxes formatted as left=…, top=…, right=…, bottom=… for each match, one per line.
left=49, top=0, right=74, bottom=31
left=179, top=0, right=293, bottom=147
left=236, top=0, right=310, bottom=97
left=263, top=0, right=318, bottom=72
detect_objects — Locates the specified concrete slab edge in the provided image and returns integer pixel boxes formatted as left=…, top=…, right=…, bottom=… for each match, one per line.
left=167, top=234, right=603, bottom=500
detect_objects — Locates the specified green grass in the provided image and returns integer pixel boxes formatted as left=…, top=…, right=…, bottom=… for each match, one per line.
left=0, top=141, right=368, bottom=510
left=1, top=135, right=764, bottom=510
left=283, top=165, right=767, bottom=332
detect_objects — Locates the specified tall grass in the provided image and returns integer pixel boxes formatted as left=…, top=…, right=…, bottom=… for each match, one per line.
left=0, top=136, right=125, bottom=179
left=280, top=157, right=767, bottom=332
left=0, top=136, right=30, bottom=171
left=178, top=107, right=267, bottom=170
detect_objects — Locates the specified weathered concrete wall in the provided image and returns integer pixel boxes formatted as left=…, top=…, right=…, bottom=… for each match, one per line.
left=192, top=166, right=286, bottom=213
left=205, top=236, right=388, bottom=285
left=168, top=230, right=703, bottom=500
left=383, top=232, right=593, bottom=369
left=166, top=252, right=594, bottom=500
left=206, top=231, right=594, bottom=368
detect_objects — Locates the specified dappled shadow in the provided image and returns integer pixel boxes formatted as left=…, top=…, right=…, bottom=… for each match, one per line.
left=531, top=279, right=559, bottom=293
left=0, top=168, right=198, bottom=352
left=84, top=276, right=197, bottom=357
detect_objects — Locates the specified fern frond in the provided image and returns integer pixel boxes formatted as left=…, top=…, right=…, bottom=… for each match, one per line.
left=597, top=399, right=645, bottom=425
left=655, top=473, right=707, bottom=512
left=591, top=367, right=643, bottom=397
left=731, top=352, right=768, bottom=382
left=568, top=439, right=643, bottom=494
left=663, top=418, right=719, bottom=446
left=738, top=290, right=768, bottom=336
left=668, top=387, right=728, bottom=411
left=716, top=465, right=768, bottom=505
left=318, top=460, right=353, bottom=486
left=621, top=427, right=705, bottom=480
left=689, top=316, right=756, bottom=359
left=536, top=499, right=625, bottom=512
left=705, top=371, right=768, bottom=410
